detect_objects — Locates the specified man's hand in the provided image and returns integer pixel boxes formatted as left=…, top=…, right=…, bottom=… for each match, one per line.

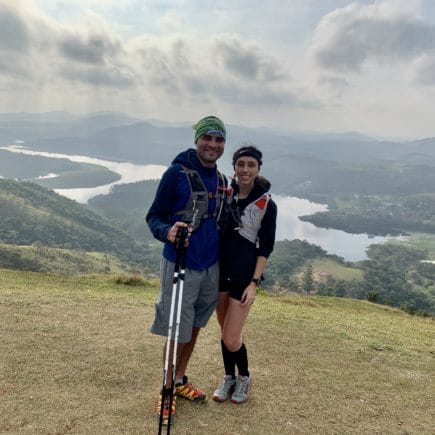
left=167, top=222, right=192, bottom=246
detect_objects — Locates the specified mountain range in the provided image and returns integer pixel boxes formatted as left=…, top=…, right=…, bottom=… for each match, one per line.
left=1, top=111, right=434, bottom=173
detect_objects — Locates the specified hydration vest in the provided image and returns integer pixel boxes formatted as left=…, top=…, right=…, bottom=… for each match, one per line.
left=175, top=166, right=228, bottom=231
left=237, top=193, right=271, bottom=245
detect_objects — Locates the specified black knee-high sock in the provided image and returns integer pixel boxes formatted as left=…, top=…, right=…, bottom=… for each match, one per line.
left=221, top=339, right=236, bottom=378
left=233, top=343, right=249, bottom=377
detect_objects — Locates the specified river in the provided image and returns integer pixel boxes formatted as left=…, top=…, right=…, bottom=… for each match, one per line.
left=2, top=145, right=400, bottom=261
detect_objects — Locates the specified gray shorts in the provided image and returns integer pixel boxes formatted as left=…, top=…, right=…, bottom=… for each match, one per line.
left=150, top=257, right=219, bottom=343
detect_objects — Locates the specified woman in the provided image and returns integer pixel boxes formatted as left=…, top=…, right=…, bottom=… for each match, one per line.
left=213, top=145, right=277, bottom=404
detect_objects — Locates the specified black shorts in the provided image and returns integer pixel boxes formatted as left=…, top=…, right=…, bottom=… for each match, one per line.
left=219, top=278, right=249, bottom=301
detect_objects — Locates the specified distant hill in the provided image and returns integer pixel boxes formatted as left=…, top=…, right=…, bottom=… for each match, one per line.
left=0, top=179, right=152, bottom=269
left=2, top=111, right=435, bottom=172
left=88, top=180, right=158, bottom=242
left=0, top=111, right=140, bottom=142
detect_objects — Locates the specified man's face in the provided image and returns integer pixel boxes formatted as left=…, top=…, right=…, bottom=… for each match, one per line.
left=196, top=134, right=225, bottom=167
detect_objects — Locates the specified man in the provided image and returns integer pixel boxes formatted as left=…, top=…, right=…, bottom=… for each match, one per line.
left=146, top=115, right=226, bottom=425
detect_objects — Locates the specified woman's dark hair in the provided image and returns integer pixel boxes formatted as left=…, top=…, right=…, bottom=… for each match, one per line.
left=232, top=145, right=263, bottom=168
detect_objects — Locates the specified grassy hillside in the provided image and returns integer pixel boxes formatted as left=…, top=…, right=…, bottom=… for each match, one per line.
left=0, top=179, right=145, bottom=262
left=88, top=179, right=158, bottom=243
left=310, top=257, right=364, bottom=281
left=1, top=269, right=433, bottom=434
left=403, top=232, right=435, bottom=259
left=0, top=243, right=141, bottom=275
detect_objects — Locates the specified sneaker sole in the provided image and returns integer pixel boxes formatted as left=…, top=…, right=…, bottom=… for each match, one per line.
left=177, top=394, right=207, bottom=404
left=230, top=397, right=248, bottom=404
left=212, top=386, right=235, bottom=403
left=212, top=395, right=229, bottom=402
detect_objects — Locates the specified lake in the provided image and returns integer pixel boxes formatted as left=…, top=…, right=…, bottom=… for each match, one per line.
left=2, top=145, right=401, bottom=261
left=2, top=145, right=166, bottom=202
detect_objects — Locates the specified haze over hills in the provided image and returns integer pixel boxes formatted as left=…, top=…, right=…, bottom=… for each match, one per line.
left=1, top=111, right=434, bottom=170
left=0, top=112, right=140, bottom=140
left=1, top=111, right=435, bottom=205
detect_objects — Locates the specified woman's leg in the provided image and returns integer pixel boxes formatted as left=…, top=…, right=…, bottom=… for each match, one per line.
left=215, top=291, right=230, bottom=330
left=215, top=292, right=236, bottom=376
left=221, top=296, right=251, bottom=353
left=222, top=297, right=253, bottom=403
left=222, top=297, right=252, bottom=375
left=213, top=292, right=237, bottom=401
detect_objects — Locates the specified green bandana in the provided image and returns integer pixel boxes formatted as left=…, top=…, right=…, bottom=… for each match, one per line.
left=192, top=116, right=226, bottom=143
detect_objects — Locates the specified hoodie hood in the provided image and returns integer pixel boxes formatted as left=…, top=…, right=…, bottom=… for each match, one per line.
left=172, top=148, right=217, bottom=176
left=231, top=175, right=271, bottom=197
left=255, top=176, right=271, bottom=192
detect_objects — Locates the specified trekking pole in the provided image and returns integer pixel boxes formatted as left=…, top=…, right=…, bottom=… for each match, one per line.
left=158, top=226, right=188, bottom=435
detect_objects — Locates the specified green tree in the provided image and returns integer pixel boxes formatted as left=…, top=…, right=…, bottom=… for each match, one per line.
left=302, top=264, right=314, bottom=294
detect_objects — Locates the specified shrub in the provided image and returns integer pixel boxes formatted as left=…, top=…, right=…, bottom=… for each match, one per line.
left=401, top=302, right=417, bottom=315
left=114, top=274, right=146, bottom=286
left=366, top=290, right=378, bottom=303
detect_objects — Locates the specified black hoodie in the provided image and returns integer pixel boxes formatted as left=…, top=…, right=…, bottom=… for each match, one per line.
left=220, top=176, right=277, bottom=284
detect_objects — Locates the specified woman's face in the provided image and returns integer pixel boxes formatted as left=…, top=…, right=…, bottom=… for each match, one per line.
left=235, top=156, right=259, bottom=188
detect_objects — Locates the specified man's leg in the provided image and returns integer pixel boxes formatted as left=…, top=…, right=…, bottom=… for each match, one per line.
left=158, top=328, right=199, bottom=421
left=173, top=263, right=218, bottom=403
left=175, top=326, right=200, bottom=379
left=171, top=327, right=207, bottom=403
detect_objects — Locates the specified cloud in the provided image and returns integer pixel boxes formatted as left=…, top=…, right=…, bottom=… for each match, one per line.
left=410, top=53, right=435, bottom=85
left=0, top=0, right=310, bottom=107
left=60, top=64, right=135, bottom=87
left=0, top=0, right=319, bottom=115
left=0, top=2, right=31, bottom=53
left=130, top=33, right=310, bottom=108
left=0, top=2, right=57, bottom=78
left=317, top=75, right=350, bottom=96
left=214, top=37, right=284, bottom=81
left=0, top=2, right=133, bottom=89
left=310, top=2, right=435, bottom=73
left=60, top=33, right=122, bottom=65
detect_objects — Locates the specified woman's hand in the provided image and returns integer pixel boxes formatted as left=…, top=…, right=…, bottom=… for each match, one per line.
left=240, top=282, right=256, bottom=307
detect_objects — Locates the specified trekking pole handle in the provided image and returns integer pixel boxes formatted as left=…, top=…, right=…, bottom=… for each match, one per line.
left=175, top=226, right=188, bottom=252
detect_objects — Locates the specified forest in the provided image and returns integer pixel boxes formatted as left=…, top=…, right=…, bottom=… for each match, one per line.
left=1, top=178, right=434, bottom=315
left=300, top=193, right=435, bottom=236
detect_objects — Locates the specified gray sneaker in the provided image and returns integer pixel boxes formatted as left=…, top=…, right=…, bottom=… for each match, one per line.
left=230, top=374, right=251, bottom=404
left=212, top=375, right=236, bottom=402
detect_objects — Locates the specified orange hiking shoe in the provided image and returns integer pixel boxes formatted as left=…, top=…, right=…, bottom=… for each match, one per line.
left=156, top=389, right=177, bottom=425
left=175, top=376, right=207, bottom=403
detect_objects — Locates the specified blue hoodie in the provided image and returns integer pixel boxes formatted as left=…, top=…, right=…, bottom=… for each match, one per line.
left=146, top=148, right=221, bottom=271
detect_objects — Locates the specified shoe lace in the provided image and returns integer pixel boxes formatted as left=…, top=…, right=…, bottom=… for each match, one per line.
left=217, top=376, right=234, bottom=392
left=234, top=376, right=249, bottom=395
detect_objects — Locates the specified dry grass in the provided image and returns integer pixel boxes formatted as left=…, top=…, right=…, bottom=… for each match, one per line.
left=1, top=269, right=434, bottom=434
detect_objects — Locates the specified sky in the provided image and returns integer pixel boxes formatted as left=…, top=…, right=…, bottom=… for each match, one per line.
left=1, top=0, right=435, bottom=139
